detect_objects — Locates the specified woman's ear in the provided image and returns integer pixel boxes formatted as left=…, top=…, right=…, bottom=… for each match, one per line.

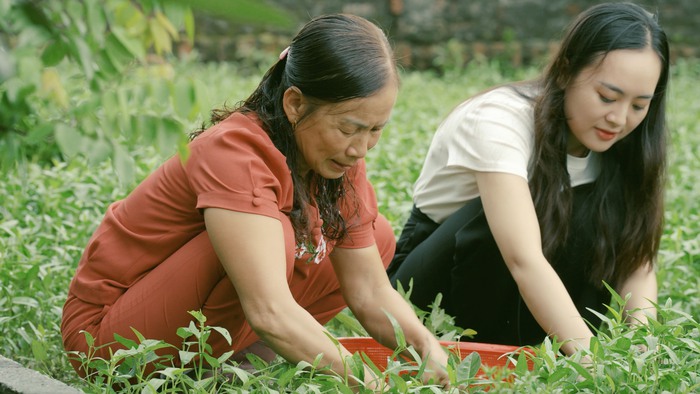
left=282, top=86, right=304, bottom=125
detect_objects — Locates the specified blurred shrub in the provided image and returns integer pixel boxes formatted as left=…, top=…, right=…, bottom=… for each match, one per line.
left=0, top=0, right=293, bottom=186
left=0, top=0, right=197, bottom=182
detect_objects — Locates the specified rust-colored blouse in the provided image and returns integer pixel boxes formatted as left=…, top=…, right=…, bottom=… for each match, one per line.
left=68, top=113, right=379, bottom=307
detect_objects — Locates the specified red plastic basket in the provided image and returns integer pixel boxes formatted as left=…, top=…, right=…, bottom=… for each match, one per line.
left=338, top=337, right=526, bottom=373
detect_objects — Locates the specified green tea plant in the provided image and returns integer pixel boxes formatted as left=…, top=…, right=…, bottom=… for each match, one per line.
left=67, top=308, right=530, bottom=393
left=73, top=310, right=243, bottom=393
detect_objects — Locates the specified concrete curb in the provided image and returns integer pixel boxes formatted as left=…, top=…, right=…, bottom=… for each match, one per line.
left=0, top=356, right=84, bottom=394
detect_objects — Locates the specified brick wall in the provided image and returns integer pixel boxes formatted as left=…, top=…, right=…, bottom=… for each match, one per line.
left=194, top=0, right=699, bottom=71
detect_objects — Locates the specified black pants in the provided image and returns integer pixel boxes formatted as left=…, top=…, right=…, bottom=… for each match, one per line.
left=387, top=183, right=610, bottom=346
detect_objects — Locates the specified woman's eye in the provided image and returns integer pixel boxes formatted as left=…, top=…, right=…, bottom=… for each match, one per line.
left=632, top=104, right=646, bottom=111
left=599, top=94, right=614, bottom=103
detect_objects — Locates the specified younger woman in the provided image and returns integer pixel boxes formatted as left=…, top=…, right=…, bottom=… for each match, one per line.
left=388, top=2, right=669, bottom=355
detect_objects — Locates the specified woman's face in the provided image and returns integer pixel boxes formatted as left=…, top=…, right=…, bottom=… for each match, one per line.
left=564, top=47, right=661, bottom=157
left=292, top=82, right=398, bottom=179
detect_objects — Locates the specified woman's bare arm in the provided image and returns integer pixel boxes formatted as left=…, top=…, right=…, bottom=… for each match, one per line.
left=331, top=245, right=450, bottom=386
left=617, top=262, right=657, bottom=325
left=475, top=172, right=594, bottom=355
left=204, top=208, right=369, bottom=382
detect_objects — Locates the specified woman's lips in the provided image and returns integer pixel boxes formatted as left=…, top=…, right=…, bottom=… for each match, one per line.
left=596, top=128, right=617, bottom=141
left=331, top=160, right=353, bottom=171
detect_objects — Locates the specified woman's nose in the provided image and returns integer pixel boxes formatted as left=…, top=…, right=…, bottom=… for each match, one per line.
left=605, top=104, right=628, bottom=128
left=347, top=134, right=370, bottom=158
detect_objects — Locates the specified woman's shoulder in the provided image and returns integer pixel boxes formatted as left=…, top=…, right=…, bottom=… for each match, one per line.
left=198, top=112, right=268, bottom=142
left=186, top=112, right=289, bottom=180
left=442, top=83, right=536, bottom=134
left=467, top=83, right=537, bottom=110
left=191, top=113, right=282, bottom=157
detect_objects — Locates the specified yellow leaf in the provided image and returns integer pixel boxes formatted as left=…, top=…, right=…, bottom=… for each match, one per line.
left=41, top=68, right=68, bottom=109
left=184, top=8, right=195, bottom=42
left=155, top=11, right=179, bottom=40
left=149, top=18, right=171, bottom=55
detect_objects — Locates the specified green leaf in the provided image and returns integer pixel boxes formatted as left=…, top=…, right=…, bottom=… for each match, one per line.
left=172, top=79, right=195, bottom=119
left=80, top=330, right=95, bottom=348
left=176, top=326, right=193, bottom=339
left=131, top=327, right=147, bottom=343
left=183, top=8, right=195, bottom=42
left=614, top=337, right=632, bottom=352
left=149, top=17, right=171, bottom=55
left=111, top=27, right=146, bottom=61
left=179, top=350, right=197, bottom=365
left=84, top=0, right=106, bottom=44
left=389, top=373, right=408, bottom=392
left=41, top=40, right=67, bottom=67
left=18, top=2, right=53, bottom=33
left=85, top=138, right=112, bottom=164
left=514, top=348, right=529, bottom=375
left=382, top=309, right=406, bottom=349
left=203, top=352, right=220, bottom=368
left=217, top=350, right=234, bottom=363
left=95, top=50, right=120, bottom=78
left=112, top=143, right=136, bottom=186
left=590, top=336, right=605, bottom=358
left=222, top=365, right=251, bottom=385
left=603, top=281, right=626, bottom=309
left=565, top=358, right=594, bottom=383
left=187, top=321, right=200, bottom=339
left=211, top=326, right=232, bottom=346
left=456, top=351, right=481, bottom=381
left=276, top=366, right=297, bottom=388
left=31, top=340, right=48, bottom=362
left=460, top=328, right=477, bottom=338
left=113, top=333, right=138, bottom=349
left=546, top=366, right=569, bottom=384
left=0, top=0, right=10, bottom=16
left=52, top=124, right=81, bottom=157
left=172, top=0, right=295, bottom=29
left=104, top=34, right=136, bottom=72
left=72, top=36, right=94, bottom=81
left=188, top=310, right=206, bottom=324
left=143, top=378, right=165, bottom=393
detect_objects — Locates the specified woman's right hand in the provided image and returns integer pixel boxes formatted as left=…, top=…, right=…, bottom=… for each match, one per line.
left=475, top=172, right=595, bottom=356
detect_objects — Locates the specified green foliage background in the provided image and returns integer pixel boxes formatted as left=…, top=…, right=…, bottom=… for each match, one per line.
left=0, top=1, right=699, bottom=392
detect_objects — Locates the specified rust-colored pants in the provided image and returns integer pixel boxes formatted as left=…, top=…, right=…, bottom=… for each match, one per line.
left=61, top=214, right=395, bottom=376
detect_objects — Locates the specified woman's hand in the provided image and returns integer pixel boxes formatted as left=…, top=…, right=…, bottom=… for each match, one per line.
left=330, top=245, right=451, bottom=390
left=475, top=172, right=595, bottom=355
left=204, top=208, right=357, bottom=375
left=420, top=343, right=451, bottom=388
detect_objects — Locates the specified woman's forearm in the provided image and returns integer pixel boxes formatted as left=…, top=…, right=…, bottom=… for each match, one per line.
left=510, top=259, right=595, bottom=355
left=617, top=262, right=657, bottom=325
left=247, top=300, right=380, bottom=387
left=349, top=286, right=447, bottom=364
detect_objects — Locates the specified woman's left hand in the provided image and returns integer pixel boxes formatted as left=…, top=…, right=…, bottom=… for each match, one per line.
left=330, top=245, right=451, bottom=389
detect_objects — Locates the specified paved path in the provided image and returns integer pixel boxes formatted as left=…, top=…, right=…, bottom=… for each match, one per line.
left=0, top=355, right=83, bottom=394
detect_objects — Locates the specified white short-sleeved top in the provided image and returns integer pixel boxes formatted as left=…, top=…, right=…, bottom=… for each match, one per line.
left=413, top=85, right=601, bottom=223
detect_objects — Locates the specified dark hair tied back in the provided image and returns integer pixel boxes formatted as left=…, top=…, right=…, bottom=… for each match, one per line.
left=193, top=14, right=397, bottom=245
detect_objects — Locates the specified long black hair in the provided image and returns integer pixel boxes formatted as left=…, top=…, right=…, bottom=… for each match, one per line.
left=530, top=2, right=669, bottom=287
left=193, top=14, right=397, bottom=244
